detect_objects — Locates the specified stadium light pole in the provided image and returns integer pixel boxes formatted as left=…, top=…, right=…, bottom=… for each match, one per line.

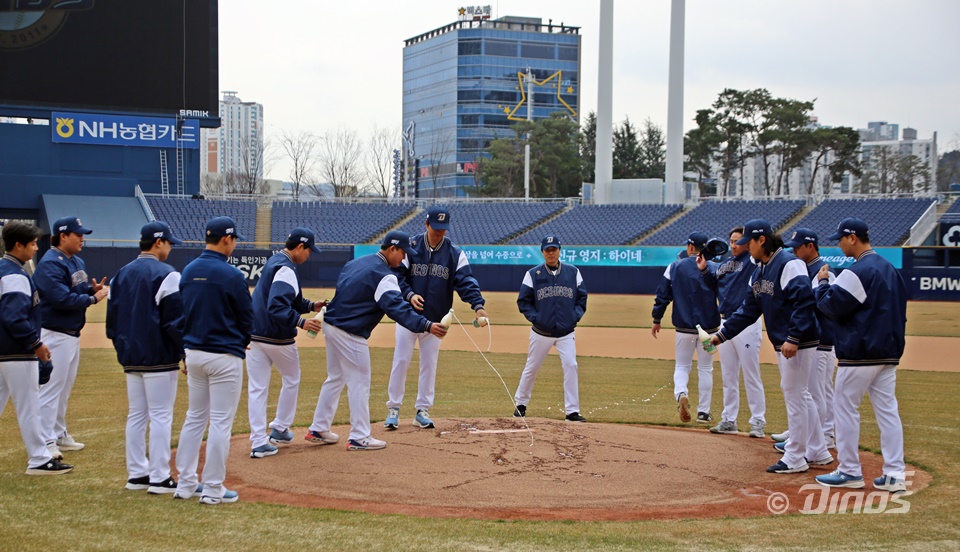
left=596, top=0, right=614, bottom=195
left=665, top=0, right=685, bottom=193
left=524, top=66, right=534, bottom=200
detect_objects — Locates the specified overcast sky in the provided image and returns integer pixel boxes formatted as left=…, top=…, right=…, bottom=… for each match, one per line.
left=219, top=0, right=960, bottom=181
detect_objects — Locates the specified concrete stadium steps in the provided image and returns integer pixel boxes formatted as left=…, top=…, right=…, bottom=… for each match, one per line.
left=255, top=205, right=273, bottom=246
left=497, top=203, right=574, bottom=245
left=374, top=207, right=426, bottom=244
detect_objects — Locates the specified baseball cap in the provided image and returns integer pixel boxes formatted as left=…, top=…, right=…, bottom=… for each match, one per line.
left=205, top=216, right=247, bottom=241
left=382, top=230, right=417, bottom=256
left=541, top=235, right=561, bottom=250
left=702, top=237, right=730, bottom=258
left=140, top=221, right=183, bottom=245
left=783, top=228, right=818, bottom=248
left=426, top=206, right=451, bottom=231
left=687, top=232, right=708, bottom=249
left=287, top=227, right=321, bottom=253
left=826, top=217, right=870, bottom=241
left=52, top=216, right=92, bottom=236
left=736, top=219, right=773, bottom=245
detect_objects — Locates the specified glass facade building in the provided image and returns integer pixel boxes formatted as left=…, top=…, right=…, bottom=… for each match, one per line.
left=402, top=17, right=581, bottom=198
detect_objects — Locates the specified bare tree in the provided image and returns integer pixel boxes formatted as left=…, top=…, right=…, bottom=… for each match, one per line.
left=279, top=130, right=320, bottom=201
left=424, top=127, right=456, bottom=197
left=318, top=127, right=363, bottom=197
left=362, top=124, right=398, bottom=198
left=235, top=135, right=272, bottom=195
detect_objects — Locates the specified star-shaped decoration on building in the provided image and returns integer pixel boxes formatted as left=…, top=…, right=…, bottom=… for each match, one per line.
left=505, top=70, right=578, bottom=121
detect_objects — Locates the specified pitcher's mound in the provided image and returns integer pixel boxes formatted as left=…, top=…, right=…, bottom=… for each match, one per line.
left=225, top=418, right=930, bottom=521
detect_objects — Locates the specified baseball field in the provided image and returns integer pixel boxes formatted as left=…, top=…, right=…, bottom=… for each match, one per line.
left=1, top=292, right=958, bottom=550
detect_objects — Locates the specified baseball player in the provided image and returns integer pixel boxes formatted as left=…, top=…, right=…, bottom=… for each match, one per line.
left=709, top=219, right=830, bottom=474
left=0, top=221, right=73, bottom=475
left=246, top=228, right=325, bottom=458
left=34, top=216, right=108, bottom=460
left=814, top=218, right=907, bottom=492
left=105, top=222, right=185, bottom=493
left=308, top=231, right=446, bottom=451
left=174, top=217, right=253, bottom=505
left=652, top=232, right=719, bottom=424
left=709, top=226, right=766, bottom=438
left=513, top=235, right=588, bottom=422
left=784, top=228, right=837, bottom=449
left=385, top=206, right=487, bottom=430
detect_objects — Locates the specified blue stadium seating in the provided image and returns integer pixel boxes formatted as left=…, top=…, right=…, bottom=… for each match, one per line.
left=510, top=203, right=682, bottom=245
left=271, top=201, right=416, bottom=246
left=394, top=202, right=565, bottom=245
left=643, top=199, right=805, bottom=245
left=146, top=197, right=258, bottom=247
left=786, top=198, right=936, bottom=246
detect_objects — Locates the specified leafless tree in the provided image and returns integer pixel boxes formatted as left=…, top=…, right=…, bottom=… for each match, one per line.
left=423, top=127, right=456, bottom=196
left=279, top=130, right=320, bottom=201
left=362, top=124, right=399, bottom=198
left=318, top=127, right=364, bottom=197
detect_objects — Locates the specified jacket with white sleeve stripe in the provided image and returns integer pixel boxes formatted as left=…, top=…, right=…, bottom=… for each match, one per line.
left=395, top=233, right=485, bottom=323
left=105, top=254, right=184, bottom=372
left=0, top=254, right=43, bottom=362
left=33, top=247, right=95, bottom=336
left=815, top=250, right=906, bottom=366
left=717, top=248, right=820, bottom=352
left=517, top=261, right=587, bottom=338
left=652, top=256, right=721, bottom=333
left=251, top=250, right=314, bottom=345
left=325, top=252, right=432, bottom=339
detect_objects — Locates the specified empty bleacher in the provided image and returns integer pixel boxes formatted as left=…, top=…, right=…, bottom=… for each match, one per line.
left=786, top=197, right=937, bottom=246
left=509, top=203, right=683, bottom=245
left=642, top=199, right=805, bottom=245
left=271, top=201, right=417, bottom=246
left=394, top=202, right=566, bottom=245
left=146, top=197, right=258, bottom=246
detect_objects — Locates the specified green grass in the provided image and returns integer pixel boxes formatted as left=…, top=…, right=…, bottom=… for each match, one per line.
left=1, top=347, right=958, bottom=551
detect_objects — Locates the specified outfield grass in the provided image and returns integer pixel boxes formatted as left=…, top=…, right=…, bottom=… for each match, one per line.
left=1, top=346, right=958, bottom=551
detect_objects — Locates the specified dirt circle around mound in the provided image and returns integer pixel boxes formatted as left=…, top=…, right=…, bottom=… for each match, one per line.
left=223, top=418, right=931, bottom=521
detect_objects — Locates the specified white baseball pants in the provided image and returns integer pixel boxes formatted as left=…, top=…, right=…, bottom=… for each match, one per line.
left=125, top=370, right=178, bottom=483
left=718, top=319, right=765, bottom=425
left=38, top=329, right=80, bottom=445
left=834, top=364, right=905, bottom=479
left=310, top=322, right=373, bottom=442
left=386, top=325, right=442, bottom=411
left=817, top=347, right=837, bottom=438
left=175, top=349, right=242, bottom=501
left=0, top=360, right=52, bottom=468
left=776, top=347, right=828, bottom=469
left=246, top=341, right=301, bottom=449
left=513, top=330, right=580, bottom=415
left=673, top=332, right=714, bottom=415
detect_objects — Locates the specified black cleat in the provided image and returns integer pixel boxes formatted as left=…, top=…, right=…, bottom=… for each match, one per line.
left=565, top=412, right=587, bottom=422
left=696, top=412, right=713, bottom=424
left=26, top=458, right=73, bottom=476
left=513, top=404, right=526, bottom=417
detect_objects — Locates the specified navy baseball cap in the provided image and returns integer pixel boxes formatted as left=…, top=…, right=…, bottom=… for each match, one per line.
left=687, top=232, right=708, bottom=249
left=287, top=227, right=321, bottom=253
left=827, top=217, right=870, bottom=241
left=205, top=216, right=246, bottom=241
left=140, top=221, right=183, bottom=245
left=736, top=219, right=773, bottom=245
left=382, top=230, right=417, bottom=256
left=541, top=235, right=561, bottom=250
left=784, top=228, right=818, bottom=248
left=426, top=206, right=451, bottom=231
left=52, top=216, right=92, bottom=236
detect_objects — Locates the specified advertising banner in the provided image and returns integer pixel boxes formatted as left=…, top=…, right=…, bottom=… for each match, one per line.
left=51, top=112, right=200, bottom=149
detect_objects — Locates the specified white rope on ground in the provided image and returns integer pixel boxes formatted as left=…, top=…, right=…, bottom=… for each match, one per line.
left=451, top=311, right=534, bottom=447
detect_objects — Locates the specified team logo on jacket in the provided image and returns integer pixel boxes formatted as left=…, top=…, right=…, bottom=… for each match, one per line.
left=752, top=279, right=774, bottom=296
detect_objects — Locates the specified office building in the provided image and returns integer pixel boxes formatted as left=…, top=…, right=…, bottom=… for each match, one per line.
left=200, top=91, right=264, bottom=180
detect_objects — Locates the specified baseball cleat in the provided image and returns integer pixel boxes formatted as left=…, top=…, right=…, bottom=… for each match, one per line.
left=696, top=412, right=713, bottom=424
left=125, top=475, right=150, bottom=491
left=773, top=441, right=786, bottom=453
left=384, top=407, right=399, bottom=430
left=25, top=459, right=73, bottom=476
left=250, top=443, right=278, bottom=458
left=513, top=404, right=526, bottom=417
left=305, top=430, right=340, bottom=445
left=677, top=394, right=691, bottom=423
left=565, top=412, right=587, bottom=422
left=709, top=420, right=738, bottom=434
left=766, top=460, right=809, bottom=474
left=413, top=410, right=435, bottom=428
left=268, top=428, right=294, bottom=445
left=874, top=475, right=906, bottom=493
left=816, top=470, right=865, bottom=488
left=771, top=430, right=789, bottom=443
left=199, top=489, right=239, bottom=505
left=56, top=433, right=84, bottom=451
left=148, top=477, right=179, bottom=494
left=346, top=437, right=386, bottom=451
left=748, top=422, right=765, bottom=439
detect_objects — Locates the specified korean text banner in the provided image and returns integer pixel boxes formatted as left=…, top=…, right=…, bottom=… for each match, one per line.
left=354, top=245, right=902, bottom=269
left=51, top=112, right=200, bottom=149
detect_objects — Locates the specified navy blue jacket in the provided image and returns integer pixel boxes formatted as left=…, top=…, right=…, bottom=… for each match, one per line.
left=652, top=256, right=721, bottom=333
left=815, top=250, right=906, bottom=366
left=518, top=261, right=587, bottom=338
left=180, top=250, right=253, bottom=358
left=0, top=255, right=43, bottom=362
left=804, top=256, right=836, bottom=349
left=718, top=248, right=820, bottom=352
left=325, top=252, right=432, bottom=339
left=251, top=250, right=315, bottom=345
left=34, top=247, right=95, bottom=336
left=396, top=233, right=485, bottom=323
left=106, top=254, right=184, bottom=372
left=716, top=251, right=756, bottom=319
